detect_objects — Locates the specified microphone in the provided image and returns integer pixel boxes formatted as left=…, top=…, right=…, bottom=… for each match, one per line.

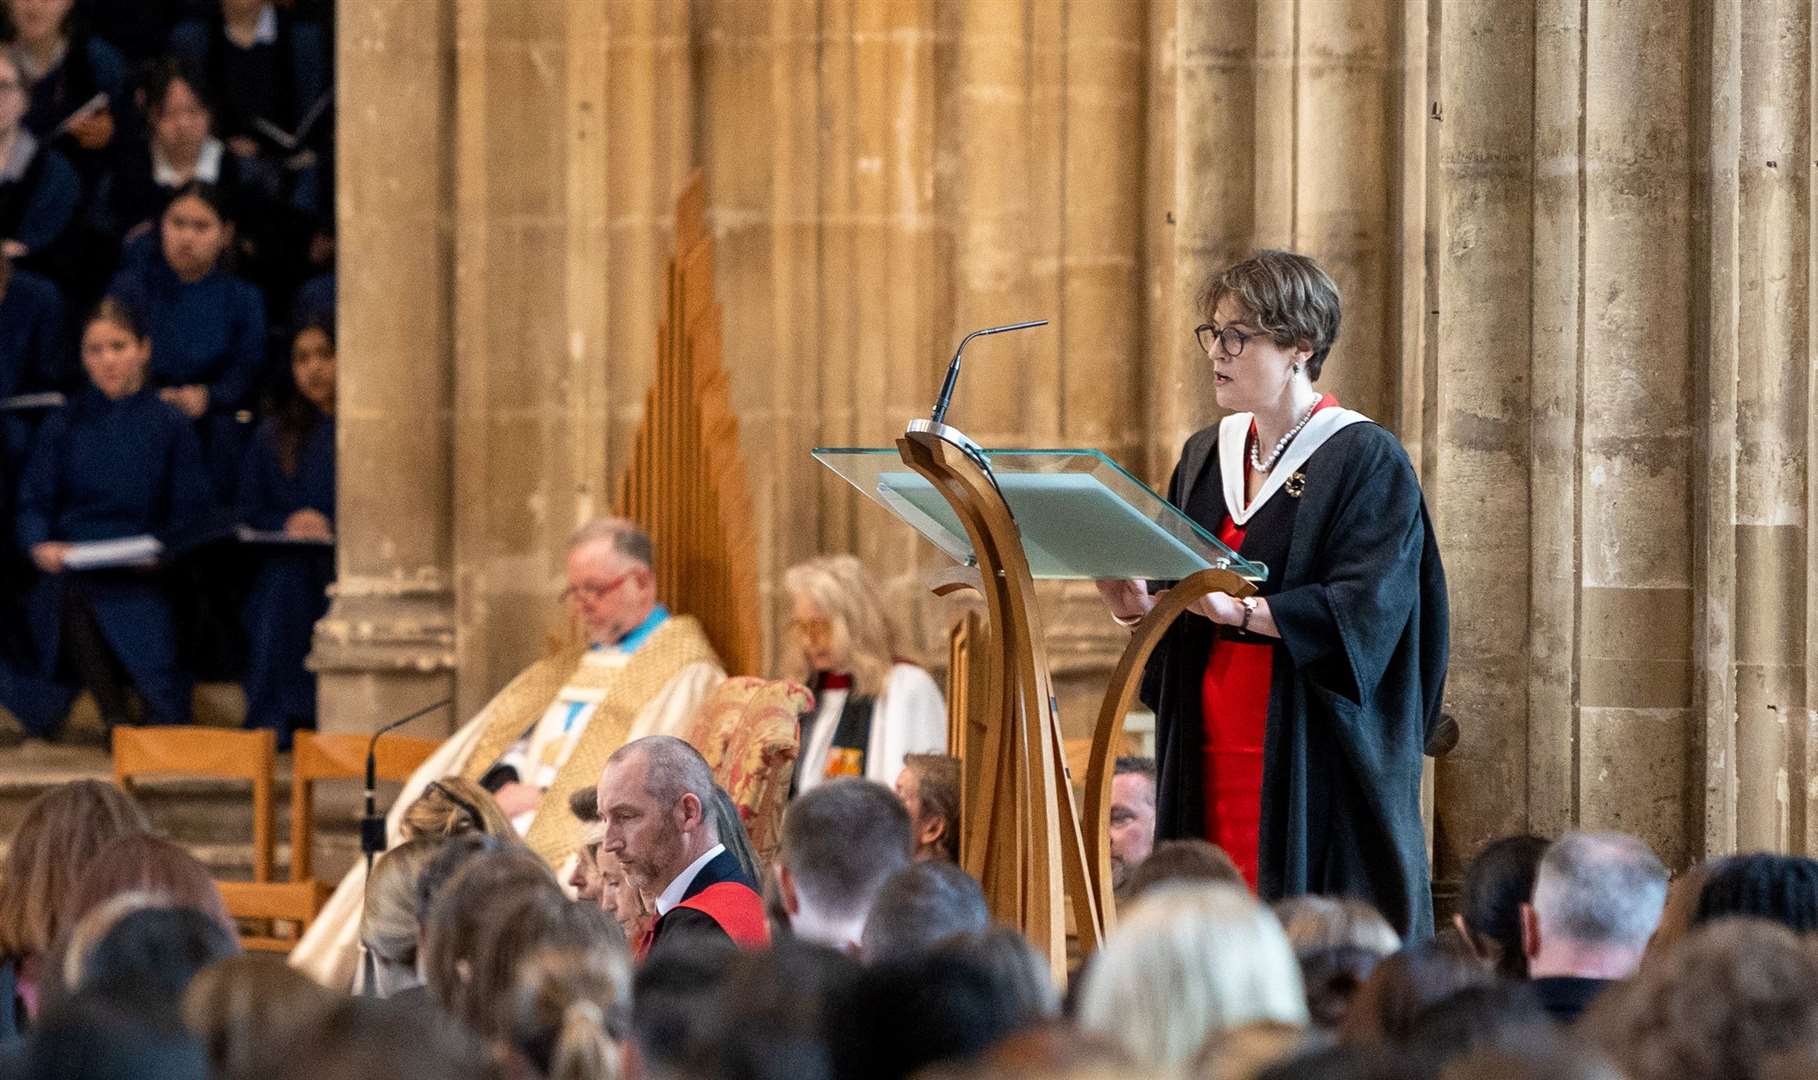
left=927, top=320, right=1048, bottom=427
left=361, top=697, right=452, bottom=858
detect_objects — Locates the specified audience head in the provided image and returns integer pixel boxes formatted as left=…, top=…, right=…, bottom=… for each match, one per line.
left=360, top=835, right=442, bottom=997
left=508, top=935, right=633, bottom=1080
left=6, top=0, right=73, bottom=47
left=67, top=833, right=231, bottom=933
left=181, top=955, right=340, bottom=1079
left=265, top=996, right=501, bottom=1080
left=1274, top=895, right=1402, bottom=957
left=567, top=785, right=605, bottom=903
left=1296, top=944, right=1386, bottom=1031
left=1120, top=839, right=1245, bottom=904
left=1454, top=833, right=1550, bottom=978
left=1077, top=884, right=1307, bottom=1071
left=1195, top=1021, right=1310, bottom=1080
left=23, top=991, right=209, bottom=1080
left=70, top=906, right=239, bottom=1017
left=1693, top=852, right=1818, bottom=934
left=597, top=735, right=719, bottom=894
left=80, top=297, right=153, bottom=400
left=860, top=861, right=991, bottom=965
left=631, top=930, right=741, bottom=1078
left=838, top=936, right=1053, bottom=1080
left=896, top=753, right=961, bottom=863
left=1524, top=831, right=1668, bottom=979
left=1340, top=941, right=1495, bottom=1046
left=1108, top=757, right=1157, bottom=890
left=0, top=780, right=147, bottom=965
left=1400, top=982, right=1553, bottom=1075
left=1583, top=918, right=1818, bottom=1080
left=420, top=845, right=558, bottom=1029
left=565, top=517, right=658, bottom=644
left=682, top=939, right=864, bottom=1080
left=402, top=776, right=514, bottom=840
left=595, top=847, right=651, bottom=946
left=144, top=59, right=213, bottom=164
left=160, top=181, right=232, bottom=283
left=782, top=554, right=900, bottom=695
left=779, top=777, right=913, bottom=950
left=291, top=317, right=336, bottom=414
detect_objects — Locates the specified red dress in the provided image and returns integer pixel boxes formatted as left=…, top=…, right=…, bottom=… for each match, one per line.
left=1200, top=396, right=1338, bottom=889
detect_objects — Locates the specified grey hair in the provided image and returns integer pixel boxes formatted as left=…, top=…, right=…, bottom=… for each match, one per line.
left=567, top=517, right=654, bottom=572
left=1531, top=832, right=1668, bottom=951
left=607, top=736, right=718, bottom=842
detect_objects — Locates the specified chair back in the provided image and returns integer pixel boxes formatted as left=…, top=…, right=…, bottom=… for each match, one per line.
left=217, top=880, right=330, bottom=953
left=112, top=726, right=276, bottom=883
left=288, top=731, right=440, bottom=883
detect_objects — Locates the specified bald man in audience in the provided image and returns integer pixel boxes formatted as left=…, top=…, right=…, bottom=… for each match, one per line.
left=777, top=778, right=914, bottom=952
left=292, top=518, right=725, bottom=988
left=1522, top=831, right=1668, bottom=1023
left=598, top=735, right=768, bottom=956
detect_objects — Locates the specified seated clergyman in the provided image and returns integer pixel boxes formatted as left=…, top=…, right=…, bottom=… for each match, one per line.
left=290, top=517, right=725, bottom=988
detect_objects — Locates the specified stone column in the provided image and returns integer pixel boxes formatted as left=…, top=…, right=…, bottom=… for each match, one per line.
left=1575, top=0, right=1698, bottom=867
left=1426, top=0, right=1537, bottom=872
left=312, top=0, right=458, bottom=737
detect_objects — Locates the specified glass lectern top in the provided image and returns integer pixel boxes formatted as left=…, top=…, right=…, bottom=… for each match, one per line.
left=812, top=446, right=1268, bottom=583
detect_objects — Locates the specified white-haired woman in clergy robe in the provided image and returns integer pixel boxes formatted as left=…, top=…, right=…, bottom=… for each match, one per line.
left=782, top=554, right=947, bottom=795
left=288, top=518, right=724, bottom=990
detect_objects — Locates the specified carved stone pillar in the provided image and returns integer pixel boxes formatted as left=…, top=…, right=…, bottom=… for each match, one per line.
left=312, top=0, right=458, bottom=736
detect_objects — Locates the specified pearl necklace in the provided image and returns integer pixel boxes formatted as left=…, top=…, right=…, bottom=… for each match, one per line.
left=1249, top=398, right=1322, bottom=473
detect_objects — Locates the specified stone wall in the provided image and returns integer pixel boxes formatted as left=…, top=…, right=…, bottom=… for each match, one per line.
left=323, top=0, right=1818, bottom=889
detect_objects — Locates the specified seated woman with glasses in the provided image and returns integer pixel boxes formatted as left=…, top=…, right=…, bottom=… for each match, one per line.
left=781, top=554, right=947, bottom=795
left=1095, top=249, right=1448, bottom=940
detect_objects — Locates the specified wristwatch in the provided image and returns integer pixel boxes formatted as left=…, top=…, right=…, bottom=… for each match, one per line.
left=1239, top=597, right=1257, bottom=632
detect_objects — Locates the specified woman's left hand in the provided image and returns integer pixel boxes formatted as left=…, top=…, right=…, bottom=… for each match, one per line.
left=159, top=385, right=209, bottom=419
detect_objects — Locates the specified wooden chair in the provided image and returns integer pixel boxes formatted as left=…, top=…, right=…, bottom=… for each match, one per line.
left=112, top=725, right=276, bottom=884
left=289, top=731, right=440, bottom=884
left=217, top=880, right=329, bottom=952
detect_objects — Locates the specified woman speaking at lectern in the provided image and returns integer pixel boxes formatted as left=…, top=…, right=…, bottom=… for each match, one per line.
left=1096, top=250, right=1448, bottom=938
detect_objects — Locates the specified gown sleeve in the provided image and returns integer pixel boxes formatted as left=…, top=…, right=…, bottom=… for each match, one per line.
left=207, top=281, right=267, bottom=410
left=14, top=413, right=63, bottom=550
left=14, top=152, right=78, bottom=253
left=1265, top=425, right=1426, bottom=708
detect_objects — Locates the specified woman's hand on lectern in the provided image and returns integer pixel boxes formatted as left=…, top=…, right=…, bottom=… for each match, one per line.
left=1095, top=578, right=1152, bottom=623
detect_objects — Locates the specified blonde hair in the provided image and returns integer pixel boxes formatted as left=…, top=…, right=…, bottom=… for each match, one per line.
left=510, top=941, right=632, bottom=1080
left=0, top=780, right=148, bottom=961
left=182, top=954, right=340, bottom=1077
left=782, top=554, right=900, bottom=697
left=360, top=836, right=443, bottom=971
left=1076, top=884, right=1308, bottom=1071
left=401, top=776, right=514, bottom=840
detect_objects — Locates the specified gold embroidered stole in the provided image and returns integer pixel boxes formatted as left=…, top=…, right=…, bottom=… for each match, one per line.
left=461, top=615, right=720, bottom=865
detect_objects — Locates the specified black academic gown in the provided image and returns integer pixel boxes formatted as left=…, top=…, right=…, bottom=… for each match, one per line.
left=1141, top=419, right=1448, bottom=939
left=6, top=386, right=216, bottom=733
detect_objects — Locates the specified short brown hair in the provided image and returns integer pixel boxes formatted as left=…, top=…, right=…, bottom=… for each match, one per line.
left=904, top=754, right=961, bottom=863
left=1199, top=250, right=1342, bottom=380
left=0, top=780, right=149, bottom=961
left=68, top=833, right=232, bottom=931
left=1121, top=840, right=1245, bottom=904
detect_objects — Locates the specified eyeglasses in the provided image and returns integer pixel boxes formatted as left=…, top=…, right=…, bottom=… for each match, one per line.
left=789, top=617, right=834, bottom=645
left=1194, top=323, right=1256, bottom=358
left=561, top=567, right=640, bottom=605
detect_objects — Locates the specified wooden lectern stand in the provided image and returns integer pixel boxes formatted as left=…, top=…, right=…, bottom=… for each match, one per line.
left=885, top=428, right=1259, bottom=978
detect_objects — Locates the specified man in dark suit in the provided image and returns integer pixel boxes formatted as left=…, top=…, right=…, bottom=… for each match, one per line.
left=597, top=734, right=767, bottom=957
